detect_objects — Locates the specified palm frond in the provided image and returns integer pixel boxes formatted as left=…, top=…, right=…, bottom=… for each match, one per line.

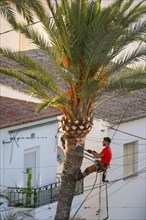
left=0, top=48, right=61, bottom=95
left=79, top=79, right=99, bottom=100
left=0, top=0, right=34, bottom=23
left=106, top=67, right=146, bottom=94
left=36, top=100, right=52, bottom=113
left=109, top=42, right=146, bottom=75
left=37, top=95, right=74, bottom=119
left=123, top=1, right=146, bottom=26
left=2, top=209, right=34, bottom=220
left=111, top=20, right=146, bottom=59
left=0, top=67, right=55, bottom=99
left=0, top=193, right=9, bottom=201
left=84, top=27, right=124, bottom=75
left=0, top=0, right=146, bottom=119
left=113, top=0, right=146, bottom=27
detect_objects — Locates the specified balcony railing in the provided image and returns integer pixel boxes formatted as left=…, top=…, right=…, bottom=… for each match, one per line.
left=8, top=180, right=83, bottom=208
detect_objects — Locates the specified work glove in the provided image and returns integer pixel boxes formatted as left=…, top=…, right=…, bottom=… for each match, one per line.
left=87, top=149, right=92, bottom=154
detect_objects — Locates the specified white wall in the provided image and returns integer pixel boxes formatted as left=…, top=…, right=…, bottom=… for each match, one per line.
left=0, top=117, right=59, bottom=187
left=0, top=85, right=41, bottom=103
left=107, top=118, right=146, bottom=220
left=0, top=2, right=50, bottom=51
left=0, top=16, right=37, bottom=51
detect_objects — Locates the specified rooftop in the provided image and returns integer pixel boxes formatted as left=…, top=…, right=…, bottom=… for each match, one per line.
left=0, top=49, right=64, bottom=92
left=94, top=89, right=146, bottom=124
left=0, top=96, right=61, bottom=129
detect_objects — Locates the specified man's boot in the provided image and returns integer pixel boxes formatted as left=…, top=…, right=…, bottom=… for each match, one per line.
left=75, top=171, right=87, bottom=181
left=76, top=173, right=84, bottom=181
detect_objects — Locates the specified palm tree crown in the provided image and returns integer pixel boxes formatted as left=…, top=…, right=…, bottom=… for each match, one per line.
left=0, top=0, right=145, bottom=124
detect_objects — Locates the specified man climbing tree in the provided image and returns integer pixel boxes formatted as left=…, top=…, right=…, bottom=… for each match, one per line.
left=75, top=137, right=112, bottom=180
left=0, top=0, right=146, bottom=219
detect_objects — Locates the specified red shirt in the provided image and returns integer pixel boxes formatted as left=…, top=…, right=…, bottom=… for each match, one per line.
left=100, top=146, right=112, bottom=164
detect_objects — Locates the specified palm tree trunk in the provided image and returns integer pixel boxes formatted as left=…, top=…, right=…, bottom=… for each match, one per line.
left=55, top=138, right=84, bottom=220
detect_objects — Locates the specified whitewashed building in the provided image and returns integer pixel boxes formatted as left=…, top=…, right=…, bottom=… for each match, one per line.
left=0, top=97, right=83, bottom=220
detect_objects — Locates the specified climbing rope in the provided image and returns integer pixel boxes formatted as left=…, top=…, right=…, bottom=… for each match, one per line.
left=71, top=94, right=134, bottom=219
left=71, top=170, right=98, bottom=220
left=103, top=180, right=109, bottom=220
left=96, top=172, right=102, bottom=218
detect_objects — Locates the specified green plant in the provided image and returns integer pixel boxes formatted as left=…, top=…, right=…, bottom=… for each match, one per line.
left=0, top=209, right=34, bottom=220
left=25, top=168, right=32, bottom=207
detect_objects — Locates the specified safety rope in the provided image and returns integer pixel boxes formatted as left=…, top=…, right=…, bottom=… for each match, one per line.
left=96, top=172, right=102, bottom=219
left=103, top=181, right=109, bottom=220
left=71, top=169, right=98, bottom=220
left=71, top=94, right=134, bottom=219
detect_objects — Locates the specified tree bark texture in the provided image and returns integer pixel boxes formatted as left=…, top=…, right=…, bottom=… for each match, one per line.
left=54, top=138, right=84, bottom=220
left=55, top=116, right=93, bottom=220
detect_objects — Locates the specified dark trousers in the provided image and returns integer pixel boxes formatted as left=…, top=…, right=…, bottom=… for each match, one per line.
left=83, top=160, right=109, bottom=177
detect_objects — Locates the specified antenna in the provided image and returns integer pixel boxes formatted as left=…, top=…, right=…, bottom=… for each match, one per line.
left=57, top=146, right=65, bottom=164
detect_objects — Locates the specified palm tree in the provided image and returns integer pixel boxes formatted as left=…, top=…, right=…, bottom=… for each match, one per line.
left=0, top=0, right=146, bottom=219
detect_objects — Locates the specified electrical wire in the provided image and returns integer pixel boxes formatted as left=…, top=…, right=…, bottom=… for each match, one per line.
left=110, top=127, right=146, bottom=140
left=0, top=20, right=41, bottom=35
left=71, top=172, right=98, bottom=220
left=0, top=104, right=145, bottom=218
left=78, top=168, right=146, bottom=218
left=5, top=166, right=144, bottom=220
left=47, top=167, right=146, bottom=220
left=85, top=176, right=145, bottom=217
left=0, top=148, right=145, bottom=171
left=0, top=7, right=145, bottom=220
left=111, top=95, right=134, bottom=140
left=70, top=96, right=145, bottom=219
left=70, top=141, right=142, bottom=218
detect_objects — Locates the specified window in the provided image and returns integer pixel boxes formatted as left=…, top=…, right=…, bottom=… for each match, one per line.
left=123, top=141, right=138, bottom=179
left=24, top=147, right=40, bottom=187
left=24, top=151, right=36, bottom=187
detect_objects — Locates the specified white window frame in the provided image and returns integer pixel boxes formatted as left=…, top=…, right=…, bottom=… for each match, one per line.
left=123, top=141, right=138, bottom=179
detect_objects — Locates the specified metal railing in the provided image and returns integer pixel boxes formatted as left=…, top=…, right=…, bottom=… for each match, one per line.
left=8, top=180, right=83, bottom=208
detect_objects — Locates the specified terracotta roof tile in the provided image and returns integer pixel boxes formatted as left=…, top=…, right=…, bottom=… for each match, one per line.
left=94, top=89, right=146, bottom=124
left=0, top=49, right=65, bottom=92
left=0, top=96, right=62, bottom=129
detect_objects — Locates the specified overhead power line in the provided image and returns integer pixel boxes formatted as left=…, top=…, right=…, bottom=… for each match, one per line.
left=110, top=127, right=146, bottom=140
left=49, top=167, right=146, bottom=220
left=0, top=20, right=41, bottom=35
left=11, top=166, right=144, bottom=220
left=0, top=150, right=145, bottom=170
left=111, top=95, right=134, bottom=140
